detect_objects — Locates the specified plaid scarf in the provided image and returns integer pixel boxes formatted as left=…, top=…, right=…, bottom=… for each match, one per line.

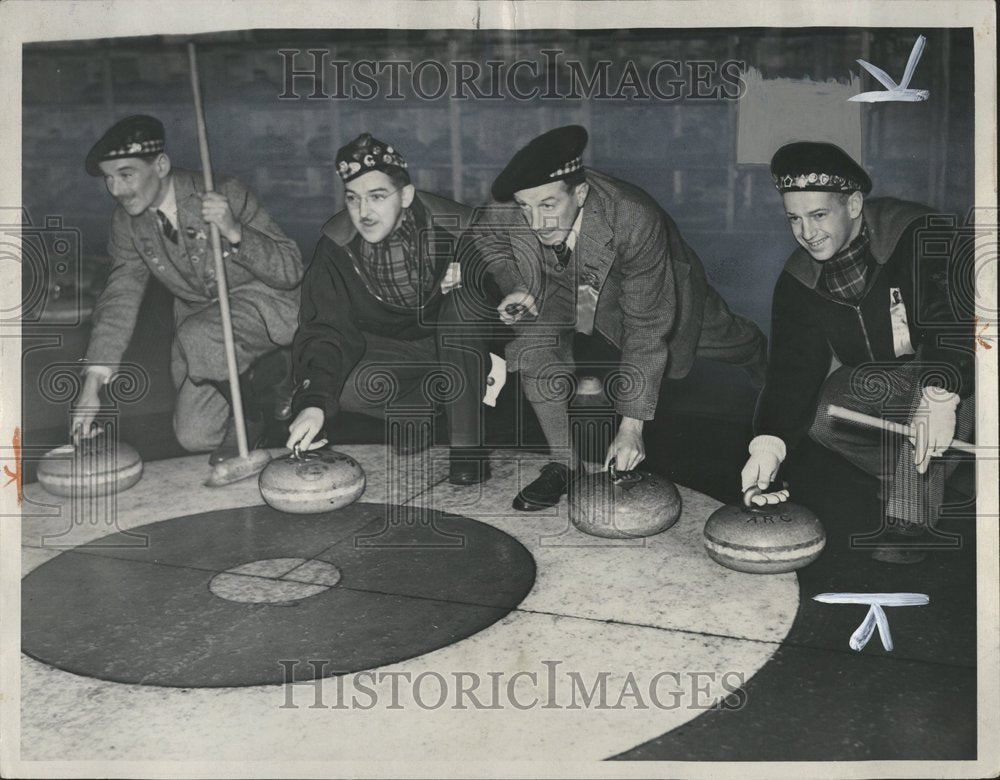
left=821, top=223, right=871, bottom=302
left=358, top=209, right=429, bottom=308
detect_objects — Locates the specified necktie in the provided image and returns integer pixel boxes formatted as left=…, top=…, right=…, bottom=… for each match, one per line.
left=556, top=242, right=598, bottom=336
left=552, top=241, right=571, bottom=271
left=157, top=209, right=179, bottom=244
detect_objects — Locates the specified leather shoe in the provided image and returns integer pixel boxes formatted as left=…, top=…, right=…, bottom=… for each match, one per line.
left=209, top=416, right=268, bottom=466
left=448, top=448, right=492, bottom=486
left=871, top=546, right=927, bottom=565
left=871, top=520, right=928, bottom=564
left=513, top=462, right=578, bottom=511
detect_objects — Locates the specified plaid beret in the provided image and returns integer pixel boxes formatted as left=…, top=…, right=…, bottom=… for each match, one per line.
left=491, top=125, right=588, bottom=202
left=85, top=115, right=165, bottom=176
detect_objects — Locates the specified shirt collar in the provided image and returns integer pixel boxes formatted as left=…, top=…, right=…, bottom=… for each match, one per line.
left=564, top=207, right=584, bottom=252
left=154, top=177, right=178, bottom=224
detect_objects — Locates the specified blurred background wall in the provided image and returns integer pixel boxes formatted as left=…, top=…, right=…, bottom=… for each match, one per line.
left=17, top=27, right=975, bottom=447
left=22, top=27, right=974, bottom=332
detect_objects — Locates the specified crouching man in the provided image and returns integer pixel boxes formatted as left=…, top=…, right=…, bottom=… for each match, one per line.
left=742, top=141, right=975, bottom=564
left=72, top=115, right=303, bottom=464
left=286, top=133, right=490, bottom=485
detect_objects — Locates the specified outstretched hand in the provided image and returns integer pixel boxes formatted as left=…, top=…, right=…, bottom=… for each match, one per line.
left=604, top=417, right=645, bottom=472
left=285, top=407, right=328, bottom=452
left=498, top=291, right=538, bottom=325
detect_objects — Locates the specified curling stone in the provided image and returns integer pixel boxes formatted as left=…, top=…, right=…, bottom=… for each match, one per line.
left=37, top=437, right=143, bottom=497
left=259, top=446, right=366, bottom=514
left=569, top=461, right=682, bottom=539
left=703, top=486, right=826, bottom=574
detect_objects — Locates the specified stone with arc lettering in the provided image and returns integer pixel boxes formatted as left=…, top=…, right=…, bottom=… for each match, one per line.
left=703, top=490, right=826, bottom=574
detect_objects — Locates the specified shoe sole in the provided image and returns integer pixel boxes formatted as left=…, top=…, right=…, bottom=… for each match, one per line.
left=512, top=495, right=562, bottom=511
left=871, top=549, right=927, bottom=565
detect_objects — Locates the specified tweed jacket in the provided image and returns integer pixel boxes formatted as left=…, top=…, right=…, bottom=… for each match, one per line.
left=469, top=169, right=711, bottom=420
left=754, top=197, right=974, bottom=447
left=85, top=168, right=303, bottom=367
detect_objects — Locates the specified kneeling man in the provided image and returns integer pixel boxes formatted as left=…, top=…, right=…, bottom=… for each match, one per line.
left=73, top=115, right=303, bottom=463
left=742, top=141, right=974, bottom=564
left=463, top=125, right=767, bottom=510
left=286, top=133, right=488, bottom=485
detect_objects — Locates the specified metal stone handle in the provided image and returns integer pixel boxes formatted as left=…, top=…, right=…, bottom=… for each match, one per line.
left=291, top=445, right=323, bottom=462
left=607, top=458, right=642, bottom=487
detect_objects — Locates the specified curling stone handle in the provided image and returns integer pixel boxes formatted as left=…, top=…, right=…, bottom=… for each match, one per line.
left=607, top=458, right=642, bottom=486
left=742, top=486, right=762, bottom=508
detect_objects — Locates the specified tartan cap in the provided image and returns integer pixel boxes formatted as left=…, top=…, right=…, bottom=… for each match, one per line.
left=86, top=115, right=165, bottom=176
left=491, top=125, right=588, bottom=202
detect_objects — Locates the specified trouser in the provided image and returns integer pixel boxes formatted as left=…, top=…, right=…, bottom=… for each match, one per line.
left=332, top=302, right=485, bottom=450
left=808, top=362, right=975, bottom=531
left=170, top=294, right=294, bottom=452
left=440, top=265, right=768, bottom=456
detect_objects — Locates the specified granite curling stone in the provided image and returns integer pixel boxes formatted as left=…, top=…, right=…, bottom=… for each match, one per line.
left=569, top=462, right=682, bottom=539
left=259, top=447, right=366, bottom=514
left=37, top=437, right=143, bottom=497
left=703, top=487, right=826, bottom=574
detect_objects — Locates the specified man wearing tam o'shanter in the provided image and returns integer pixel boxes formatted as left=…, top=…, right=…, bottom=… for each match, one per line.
left=73, top=114, right=303, bottom=465
left=459, top=125, right=767, bottom=511
left=742, top=141, right=975, bottom=564
left=286, top=133, right=490, bottom=486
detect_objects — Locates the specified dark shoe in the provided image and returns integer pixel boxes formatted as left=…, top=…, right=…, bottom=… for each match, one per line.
left=513, top=462, right=578, bottom=511
left=871, top=519, right=928, bottom=564
left=448, top=448, right=492, bottom=486
left=391, top=420, right=433, bottom=456
left=208, top=416, right=267, bottom=466
left=872, top=546, right=927, bottom=565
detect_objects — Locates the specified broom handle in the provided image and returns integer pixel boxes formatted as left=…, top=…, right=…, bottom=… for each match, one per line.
left=827, top=405, right=976, bottom=455
left=188, top=42, right=248, bottom=459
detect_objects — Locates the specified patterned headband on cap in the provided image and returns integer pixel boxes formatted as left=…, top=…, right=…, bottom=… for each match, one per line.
left=106, top=138, right=165, bottom=160
left=549, top=156, right=583, bottom=179
left=773, top=172, right=865, bottom=193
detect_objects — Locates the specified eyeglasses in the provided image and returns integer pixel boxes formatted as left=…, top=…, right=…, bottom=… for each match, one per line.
left=344, top=188, right=403, bottom=209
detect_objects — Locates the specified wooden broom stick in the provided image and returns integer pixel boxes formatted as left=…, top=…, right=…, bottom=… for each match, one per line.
left=188, top=42, right=248, bottom=460
left=827, top=405, right=976, bottom=455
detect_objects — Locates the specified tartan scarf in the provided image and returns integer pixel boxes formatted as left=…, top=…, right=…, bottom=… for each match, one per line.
left=358, top=208, right=429, bottom=308
left=821, top=223, right=871, bottom=302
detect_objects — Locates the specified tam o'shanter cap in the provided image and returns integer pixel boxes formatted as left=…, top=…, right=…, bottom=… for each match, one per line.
left=491, top=125, right=588, bottom=202
left=85, top=115, right=165, bottom=176
left=335, top=133, right=407, bottom=183
left=770, top=141, right=872, bottom=195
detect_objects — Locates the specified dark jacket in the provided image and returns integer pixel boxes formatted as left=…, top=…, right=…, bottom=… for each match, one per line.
left=755, top=197, right=974, bottom=447
left=468, top=169, right=714, bottom=420
left=291, top=191, right=473, bottom=419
